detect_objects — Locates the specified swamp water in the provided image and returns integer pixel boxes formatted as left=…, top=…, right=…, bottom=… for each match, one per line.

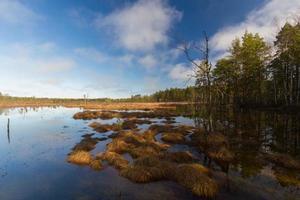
left=0, top=106, right=299, bottom=200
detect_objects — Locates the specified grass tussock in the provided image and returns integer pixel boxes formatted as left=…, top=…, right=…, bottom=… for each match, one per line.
left=207, top=146, right=235, bottom=163
left=74, top=111, right=120, bottom=120
left=100, top=151, right=129, bottom=170
left=265, top=153, right=300, bottom=170
left=173, top=125, right=194, bottom=135
left=159, top=151, right=196, bottom=163
left=71, top=119, right=226, bottom=198
left=89, top=159, right=103, bottom=171
left=67, top=151, right=93, bottom=165
left=173, top=164, right=218, bottom=198
left=106, top=139, right=133, bottom=154
left=274, top=168, right=300, bottom=187
left=192, top=132, right=234, bottom=164
left=129, top=145, right=161, bottom=158
left=120, top=165, right=165, bottom=183
left=72, top=135, right=99, bottom=152
left=149, top=124, right=175, bottom=133
left=161, top=132, right=186, bottom=144
left=89, top=122, right=121, bottom=133
left=143, top=130, right=158, bottom=141
left=121, top=120, right=138, bottom=130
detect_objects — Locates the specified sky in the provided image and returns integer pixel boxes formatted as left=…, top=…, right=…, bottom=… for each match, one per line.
left=0, top=0, right=299, bottom=98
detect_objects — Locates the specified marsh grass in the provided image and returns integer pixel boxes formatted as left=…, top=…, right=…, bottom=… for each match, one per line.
left=265, top=153, right=300, bottom=170
left=173, top=164, right=218, bottom=198
left=89, top=159, right=103, bottom=171
left=274, top=168, right=300, bottom=187
left=99, top=151, right=129, bottom=170
left=89, top=122, right=121, bottom=133
left=120, top=165, right=166, bottom=183
left=70, top=110, right=233, bottom=198
left=67, top=151, right=93, bottom=165
left=159, top=151, right=196, bottom=163
left=72, top=135, right=99, bottom=152
left=161, top=132, right=186, bottom=144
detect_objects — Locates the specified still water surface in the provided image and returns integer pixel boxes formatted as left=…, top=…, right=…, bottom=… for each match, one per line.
left=0, top=107, right=299, bottom=200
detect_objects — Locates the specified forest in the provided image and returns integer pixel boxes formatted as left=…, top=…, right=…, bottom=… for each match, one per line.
left=131, top=22, right=300, bottom=107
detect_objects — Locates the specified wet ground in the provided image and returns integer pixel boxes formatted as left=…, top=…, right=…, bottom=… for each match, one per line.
left=0, top=106, right=299, bottom=200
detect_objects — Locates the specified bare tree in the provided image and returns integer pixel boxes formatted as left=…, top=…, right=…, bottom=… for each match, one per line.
left=178, top=31, right=213, bottom=104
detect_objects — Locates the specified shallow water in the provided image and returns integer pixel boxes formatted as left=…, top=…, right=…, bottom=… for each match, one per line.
left=0, top=106, right=299, bottom=200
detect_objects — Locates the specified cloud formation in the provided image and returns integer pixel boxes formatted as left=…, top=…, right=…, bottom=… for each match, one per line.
left=169, top=63, right=194, bottom=82
left=95, top=0, right=182, bottom=51
left=0, top=0, right=40, bottom=25
left=211, top=0, right=300, bottom=55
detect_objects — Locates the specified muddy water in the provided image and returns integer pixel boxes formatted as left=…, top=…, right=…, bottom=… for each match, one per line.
left=0, top=106, right=299, bottom=200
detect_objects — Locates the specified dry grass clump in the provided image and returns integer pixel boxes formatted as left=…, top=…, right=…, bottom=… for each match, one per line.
left=121, top=120, right=138, bottom=130
left=89, top=159, right=103, bottom=171
left=120, top=155, right=175, bottom=183
left=120, top=165, right=165, bottom=183
left=274, top=168, right=300, bottom=187
left=162, top=119, right=177, bottom=124
left=89, top=122, right=121, bottom=133
left=159, top=151, right=196, bottom=163
left=149, top=124, right=175, bottom=133
left=100, top=151, right=129, bottom=170
left=142, top=130, right=158, bottom=141
left=126, top=119, right=153, bottom=125
left=265, top=153, right=300, bottom=170
left=161, top=132, right=186, bottom=144
left=72, top=136, right=99, bottom=152
left=74, top=111, right=120, bottom=120
left=173, top=125, right=194, bottom=135
left=105, top=130, right=169, bottom=159
left=193, top=132, right=234, bottom=164
left=129, top=145, right=161, bottom=158
left=67, top=150, right=93, bottom=165
left=206, top=133, right=229, bottom=147
left=173, top=164, right=218, bottom=198
left=117, top=110, right=179, bottom=119
left=106, top=139, right=133, bottom=154
left=207, top=146, right=235, bottom=163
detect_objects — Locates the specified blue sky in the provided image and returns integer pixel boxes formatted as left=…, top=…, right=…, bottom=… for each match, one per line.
left=0, top=0, right=299, bottom=98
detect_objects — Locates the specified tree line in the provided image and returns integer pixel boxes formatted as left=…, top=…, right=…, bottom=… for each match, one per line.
left=213, top=22, right=300, bottom=106
left=176, top=22, right=300, bottom=107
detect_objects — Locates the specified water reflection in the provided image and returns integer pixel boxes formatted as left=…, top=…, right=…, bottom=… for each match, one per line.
left=0, top=106, right=299, bottom=200
left=7, top=118, right=10, bottom=144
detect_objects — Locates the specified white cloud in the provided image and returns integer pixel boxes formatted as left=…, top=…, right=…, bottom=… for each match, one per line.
left=169, top=63, right=194, bottom=81
left=95, top=0, right=182, bottom=51
left=0, top=0, right=40, bottom=25
left=211, top=0, right=300, bottom=54
left=138, top=54, right=158, bottom=69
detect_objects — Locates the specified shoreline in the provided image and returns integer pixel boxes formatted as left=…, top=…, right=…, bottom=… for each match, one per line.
left=0, top=102, right=189, bottom=110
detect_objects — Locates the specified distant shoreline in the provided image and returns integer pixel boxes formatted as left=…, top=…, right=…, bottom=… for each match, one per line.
left=0, top=101, right=189, bottom=110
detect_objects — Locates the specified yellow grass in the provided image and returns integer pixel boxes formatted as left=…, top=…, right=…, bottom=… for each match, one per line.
left=67, top=151, right=93, bottom=165
left=100, top=151, right=129, bottom=170
left=161, top=132, right=186, bottom=144
left=173, top=164, right=218, bottom=198
left=159, top=151, right=195, bottom=163
left=89, top=159, right=103, bottom=171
